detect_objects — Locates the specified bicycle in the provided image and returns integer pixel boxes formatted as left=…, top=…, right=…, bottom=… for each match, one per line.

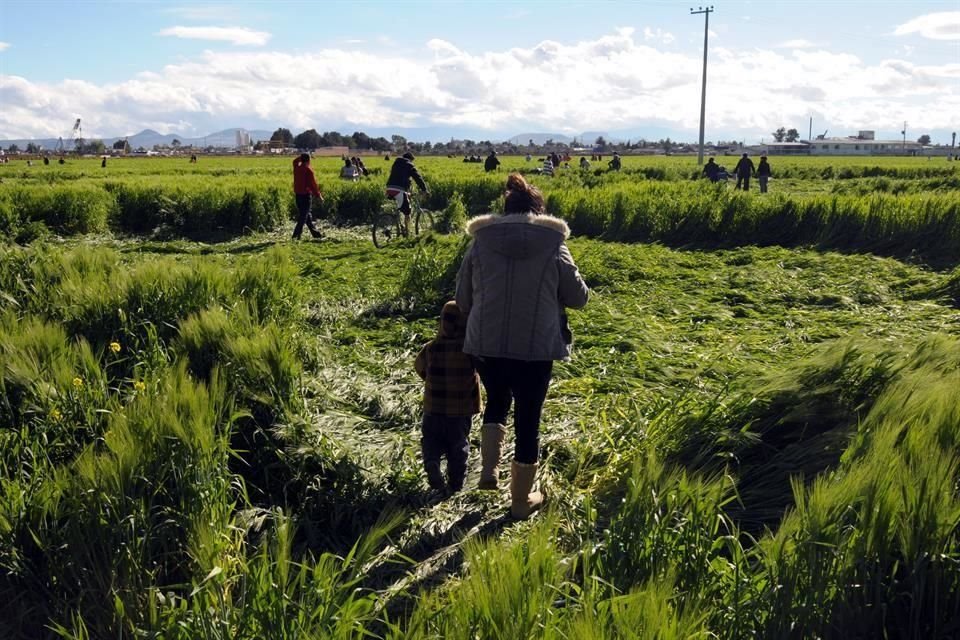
left=372, top=191, right=435, bottom=248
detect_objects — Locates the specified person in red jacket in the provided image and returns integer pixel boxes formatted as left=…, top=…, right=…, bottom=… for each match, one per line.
left=292, top=153, right=324, bottom=239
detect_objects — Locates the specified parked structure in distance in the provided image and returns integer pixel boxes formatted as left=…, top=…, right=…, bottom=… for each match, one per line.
left=755, top=130, right=926, bottom=156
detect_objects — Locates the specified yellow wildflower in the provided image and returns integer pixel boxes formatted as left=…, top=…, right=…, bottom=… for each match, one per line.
left=109, top=341, right=121, bottom=353
left=72, top=377, right=83, bottom=388
left=49, top=408, right=63, bottom=423
left=134, top=380, right=146, bottom=392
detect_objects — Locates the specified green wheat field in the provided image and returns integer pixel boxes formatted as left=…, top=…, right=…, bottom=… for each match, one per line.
left=1, top=155, right=959, bottom=638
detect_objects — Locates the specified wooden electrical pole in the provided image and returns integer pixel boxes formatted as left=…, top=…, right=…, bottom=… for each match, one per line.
left=691, top=6, right=715, bottom=166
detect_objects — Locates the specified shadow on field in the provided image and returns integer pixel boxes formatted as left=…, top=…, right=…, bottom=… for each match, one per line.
left=364, top=501, right=515, bottom=628
left=300, top=249, right=369, bottom=269
left=225, top=239, right=279, bottom=254
left=117, top=237, right=278, bottom=255
left=668, top=240, right=960, bottom=272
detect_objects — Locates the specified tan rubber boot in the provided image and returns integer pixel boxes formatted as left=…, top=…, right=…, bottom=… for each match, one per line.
left=510, top=461, right=543, bottom=519
left=477, top=423, right=507, bottom=490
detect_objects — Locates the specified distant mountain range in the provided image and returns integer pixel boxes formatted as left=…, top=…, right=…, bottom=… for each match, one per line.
left=0, top=128, right=276, bottom=151
left=1, top=125, right=698, bottom=151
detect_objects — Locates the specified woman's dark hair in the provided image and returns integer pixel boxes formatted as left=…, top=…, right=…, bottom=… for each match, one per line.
left=504, top=173, right=544, bottom=215
left=300, top=153, right=311, bottom=164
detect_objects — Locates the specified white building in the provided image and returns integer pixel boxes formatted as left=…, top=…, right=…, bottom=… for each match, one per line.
left=752, top=130, right=926, bottom=156
left=235, top=129, right=251, bottom=150
left=808, top=138, right=923, bottom=156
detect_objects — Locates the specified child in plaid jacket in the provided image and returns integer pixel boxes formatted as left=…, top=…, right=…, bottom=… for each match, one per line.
left=414, top=301, right=481, bottom=493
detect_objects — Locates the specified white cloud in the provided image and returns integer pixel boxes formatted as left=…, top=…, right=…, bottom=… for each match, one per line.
left=0, top=30, right=957, bottom=141
left=777, top=39, right=817, bottom=49
left=157, top=26, right=271, bottom=46
left=643, top=27, right=675, bottom=45
left=894, top=11, right=960, bottom=40
left=0, top=42, right=10, bottom=52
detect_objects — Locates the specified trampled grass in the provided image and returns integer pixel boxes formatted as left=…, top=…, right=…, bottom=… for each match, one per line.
left=1, top=157, right=959, bottom=638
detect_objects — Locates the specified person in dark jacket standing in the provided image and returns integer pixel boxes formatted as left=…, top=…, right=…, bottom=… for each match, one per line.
left=757, top=156, right=772, bottom=193
left=484, top=151, right=500, bottom=172
left=702, top=157, right=721, bottom=182
left=414, top=301, right=481, bottom=495
left=549, top=151, right=562, bottom=171
left=455, top=173, right=589, bottom=519
left=734, top=153, right=755, bottom=191
left=386, top=152, right=428, bottom=234
left=292, top=153, right=324, bottom=239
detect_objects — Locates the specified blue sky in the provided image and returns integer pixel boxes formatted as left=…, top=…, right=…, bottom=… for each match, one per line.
left=1, top=1, right=958, bottom=142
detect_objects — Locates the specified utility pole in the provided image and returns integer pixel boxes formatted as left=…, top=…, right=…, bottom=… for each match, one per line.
left=691, top=5, right=714, bottom=165
left=901, top=121, right=907, bottom=154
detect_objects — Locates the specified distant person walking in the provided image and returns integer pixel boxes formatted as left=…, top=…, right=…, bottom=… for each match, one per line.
left=608, top=152, right=622, bottom=171
left=292, top=153, right=324, bottom=240
left=579, top=156, right=590, bottom=170
left=414, top=301, right=481, bottom=495
left=455, top=173, right=589, bottom=519
left=734, top=153, right=755, bottom=191
left=757, top=156, right=772, bottom=193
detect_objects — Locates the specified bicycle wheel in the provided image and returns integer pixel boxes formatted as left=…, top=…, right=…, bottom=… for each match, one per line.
left=414, top=204, right=436, bottom=236
left=372, top=212, right=401, bottom=248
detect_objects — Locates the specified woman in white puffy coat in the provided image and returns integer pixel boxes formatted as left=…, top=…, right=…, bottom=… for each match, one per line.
left=455, top=173, right=589, bottom=518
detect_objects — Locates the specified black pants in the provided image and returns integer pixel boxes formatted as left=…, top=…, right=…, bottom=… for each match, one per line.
left=421, top=414, right=471, bottom=491
left=477, top=358, right=553, bottom=464
left=293, top=194, right=321, bottom=239
left=735, top=175, right=751, bottom=190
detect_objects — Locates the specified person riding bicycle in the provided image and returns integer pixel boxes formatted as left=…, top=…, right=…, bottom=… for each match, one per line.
left=386, top=152, right=428, bottom=234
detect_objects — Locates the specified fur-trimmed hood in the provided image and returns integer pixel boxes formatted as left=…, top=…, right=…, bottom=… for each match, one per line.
left=466, top=213, right=570, bottom=260
left=466, top=213, right=570, bottom=238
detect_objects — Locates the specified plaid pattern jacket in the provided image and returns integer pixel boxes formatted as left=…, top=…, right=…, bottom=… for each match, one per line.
left=415, top=336, right=481, bottom=417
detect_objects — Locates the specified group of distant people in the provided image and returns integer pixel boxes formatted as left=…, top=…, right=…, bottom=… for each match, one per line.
left=702, top=153, right=772, bottom=192
left=292, top=148, right=783, bottom=244
left=467, top=150, right=622, bottom=176
left=14, top=156, right=65, bottom=166
left=339, top=155, right=369, bottom=180
left=538, top=151, right=620, bottom=176
left=292, top=151, right=428, bottom=240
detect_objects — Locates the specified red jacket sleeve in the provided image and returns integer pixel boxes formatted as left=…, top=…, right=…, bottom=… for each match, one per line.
left=307, top=167, right=321, bottom=198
